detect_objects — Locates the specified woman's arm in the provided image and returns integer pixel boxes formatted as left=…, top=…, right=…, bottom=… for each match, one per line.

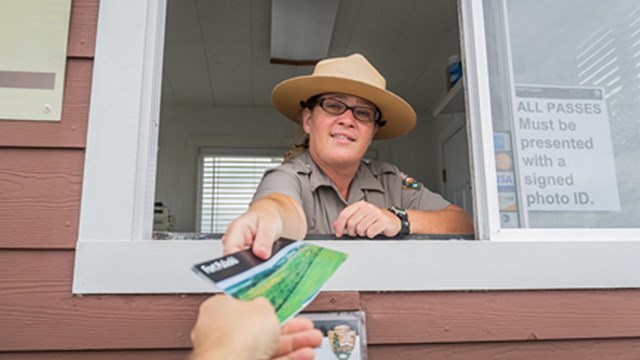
left=407, top=204, right=474, bottom=234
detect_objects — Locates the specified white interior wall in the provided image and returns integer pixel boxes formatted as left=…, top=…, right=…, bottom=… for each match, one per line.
left=155, top=105, right=443, bottom=231
left=431, top=113, right=468, bottom=194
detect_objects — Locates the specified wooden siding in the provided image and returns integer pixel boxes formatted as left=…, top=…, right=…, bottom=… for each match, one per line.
left=67, top=0, right=99, bottom=58
left=4, top=338, right=640, bottom=359
left=0, top=250, right=359, bottom=351
left=2, top=249, right=640, bottom=355
left=0, top=351, right=190, bottom=360
left=368, top=338, right=640, bottom=360
left=0, top=250, right=640, bottom=352
left=361, top=291, right=640, bottom=344
left=0, top=149, right=83, bottom=249
left=1, top=0, right=640, bottom=358
left=2, top=249, right=640, bottom=354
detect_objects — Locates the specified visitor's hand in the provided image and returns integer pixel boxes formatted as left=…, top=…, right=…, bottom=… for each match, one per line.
left=190, top=295, right=322, bottom=360
left=190, top=296, right=280, bottom=360
left=334, top=200, right=401, bottom=238
left=273, top=317, right=323, bottom=360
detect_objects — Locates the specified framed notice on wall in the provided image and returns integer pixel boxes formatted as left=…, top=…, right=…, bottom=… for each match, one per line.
left=0, top=0, right=72, bottom=121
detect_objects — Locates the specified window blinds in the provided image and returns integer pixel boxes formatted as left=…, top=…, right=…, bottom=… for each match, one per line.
left=199, top=155, right=283, bottom=233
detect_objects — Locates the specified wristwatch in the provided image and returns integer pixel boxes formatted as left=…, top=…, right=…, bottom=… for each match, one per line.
left=388, top=206, right=410, bottom=238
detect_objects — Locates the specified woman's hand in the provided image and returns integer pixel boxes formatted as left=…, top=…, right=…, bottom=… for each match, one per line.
left=333, top=200, right=401, bottom=238
left=222, top=193, right=307, bottom=259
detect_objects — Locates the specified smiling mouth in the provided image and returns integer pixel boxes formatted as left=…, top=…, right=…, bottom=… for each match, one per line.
left=331, top=133, right=355, bottom=142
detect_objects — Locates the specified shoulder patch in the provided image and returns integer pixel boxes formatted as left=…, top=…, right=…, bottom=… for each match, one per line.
left=401, top=172, right=423, bottom=190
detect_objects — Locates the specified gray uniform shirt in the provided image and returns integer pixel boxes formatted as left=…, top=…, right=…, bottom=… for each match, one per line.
left=253, top=151, right=450, bottom=234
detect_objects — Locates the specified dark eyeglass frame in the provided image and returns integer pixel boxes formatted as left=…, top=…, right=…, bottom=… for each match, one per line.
left=301, top=96, right=387, bottom=127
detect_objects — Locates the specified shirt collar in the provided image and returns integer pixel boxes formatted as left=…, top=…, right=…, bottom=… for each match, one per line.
left=348, top=162, right=385, bottom=201
left=295, top=151, right=385, bottom=201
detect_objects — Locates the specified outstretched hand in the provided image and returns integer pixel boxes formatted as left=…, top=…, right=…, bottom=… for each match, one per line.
left=273, top=317, right=323, bottom=360
left=222, top=207, right=283, bottom=260
left=190, top=296, right=279, bottom=360
left=190, top=296, right=322, bottom=360
left=222, top=193, right=307, bottom=260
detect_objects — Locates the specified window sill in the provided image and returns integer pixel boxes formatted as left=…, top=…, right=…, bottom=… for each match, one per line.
left=73, top=238, right=640, bottom=294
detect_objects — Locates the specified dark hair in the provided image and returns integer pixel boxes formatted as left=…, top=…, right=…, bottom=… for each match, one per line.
left=299, top=94, right=322, bottom=110
left=283, top=134, right=310, bottom=161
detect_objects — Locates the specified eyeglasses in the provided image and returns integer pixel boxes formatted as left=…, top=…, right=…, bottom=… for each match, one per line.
left=314, top=97, right=382, bottom=125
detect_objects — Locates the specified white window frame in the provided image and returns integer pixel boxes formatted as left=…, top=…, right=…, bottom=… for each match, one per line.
left=73, top=0, right=640, bottom=294
left=472, top=0, right=640, bottom=243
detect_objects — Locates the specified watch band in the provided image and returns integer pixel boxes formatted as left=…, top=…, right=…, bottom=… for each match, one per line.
left=388, top=206, right=410, bottom=237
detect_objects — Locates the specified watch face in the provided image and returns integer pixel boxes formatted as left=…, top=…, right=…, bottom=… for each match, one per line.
left=389, top=207, right=410, bottom=236
left=390, top=207, right=407, bottom=220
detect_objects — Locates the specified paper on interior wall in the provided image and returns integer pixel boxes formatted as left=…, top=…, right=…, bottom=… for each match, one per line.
left=0, top=0, right=72, bottom=121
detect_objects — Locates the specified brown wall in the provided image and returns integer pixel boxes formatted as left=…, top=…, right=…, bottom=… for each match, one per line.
left=1, top=0, right=640, bottom=358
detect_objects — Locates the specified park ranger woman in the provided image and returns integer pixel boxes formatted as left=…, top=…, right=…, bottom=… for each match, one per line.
left=223, top=54, right=474, bottom=259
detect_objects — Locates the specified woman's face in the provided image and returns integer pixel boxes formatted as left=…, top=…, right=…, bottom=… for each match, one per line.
left=302, top=93, right=378, bottom=170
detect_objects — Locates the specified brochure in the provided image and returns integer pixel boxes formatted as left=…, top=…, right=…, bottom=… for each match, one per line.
left=192, top=238, right=348, bottom=323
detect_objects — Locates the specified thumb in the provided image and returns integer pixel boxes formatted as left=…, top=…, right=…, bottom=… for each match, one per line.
left=252, top=231, right=276, bottom=259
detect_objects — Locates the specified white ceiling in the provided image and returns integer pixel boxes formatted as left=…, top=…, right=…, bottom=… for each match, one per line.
left=161, top=0, right=461, bottom=113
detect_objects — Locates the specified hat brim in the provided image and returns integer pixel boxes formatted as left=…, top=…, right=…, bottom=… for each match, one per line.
left=272, top=76, right=416, bottom=140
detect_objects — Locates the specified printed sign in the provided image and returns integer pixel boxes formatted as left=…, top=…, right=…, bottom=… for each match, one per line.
left=514, top=84, right=620, bottom=211
left=0, top=0, right=72, bottom=121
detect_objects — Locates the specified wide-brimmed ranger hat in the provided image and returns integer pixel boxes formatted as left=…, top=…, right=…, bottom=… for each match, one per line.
left=271, top=53, right=417, bottom=140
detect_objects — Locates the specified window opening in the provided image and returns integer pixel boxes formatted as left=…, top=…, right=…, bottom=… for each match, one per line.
left=154, top=0, right=469, bottom=237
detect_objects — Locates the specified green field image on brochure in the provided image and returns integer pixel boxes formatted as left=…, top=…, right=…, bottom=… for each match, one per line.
left=193, top=239, right=348, bottom=322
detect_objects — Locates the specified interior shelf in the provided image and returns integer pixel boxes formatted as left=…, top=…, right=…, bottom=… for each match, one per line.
left=431, top=78, right=464, bottom=117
